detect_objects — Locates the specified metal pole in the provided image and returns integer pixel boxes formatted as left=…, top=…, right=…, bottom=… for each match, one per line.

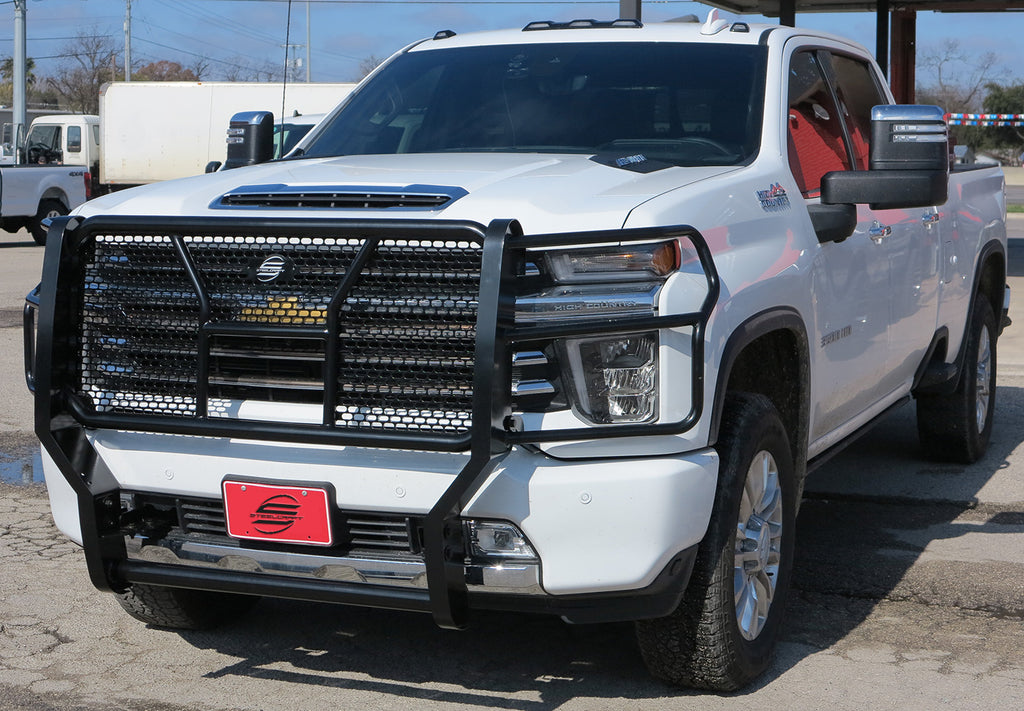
left=13, top=0, right=27, bottom=157
left=876, top=0, right=890, bottom=78
left=124, top=0, right=132, bottom=81
left=619, top=0, right=641, bottom=21
left=779, top=0, right=796, bottom=26
left=306, top=1, right=311, bottom=82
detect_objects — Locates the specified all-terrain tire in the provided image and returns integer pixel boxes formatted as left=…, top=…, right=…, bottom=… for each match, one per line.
left=636, top=393, right=797, bottom=691
left=115, top=583, right=259, bottom=630
left=917, top=297, right=997, bottom=464
left=29, top=199, right=67, bottom=246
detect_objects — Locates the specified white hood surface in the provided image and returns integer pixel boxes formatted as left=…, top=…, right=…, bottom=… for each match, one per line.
left=81, top=153, right=737, bottom=235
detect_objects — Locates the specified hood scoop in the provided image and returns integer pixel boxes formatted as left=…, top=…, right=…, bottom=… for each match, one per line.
left=213, top=183, right=467, bottom=210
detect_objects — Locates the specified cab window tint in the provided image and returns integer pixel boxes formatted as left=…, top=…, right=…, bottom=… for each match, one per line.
left=787, top=51, right=849, bottom=198
left=827, top=53, right=886, bottom=170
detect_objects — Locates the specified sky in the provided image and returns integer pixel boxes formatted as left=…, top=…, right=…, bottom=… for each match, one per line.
left=0, top=0, right=1021, bottom=88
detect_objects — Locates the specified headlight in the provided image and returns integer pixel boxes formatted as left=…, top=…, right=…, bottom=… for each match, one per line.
left=542, top=241, right=679, bottom=283
left=513, top=240, right=678, bottom=426
left=564, top=332, right=659, bottom=423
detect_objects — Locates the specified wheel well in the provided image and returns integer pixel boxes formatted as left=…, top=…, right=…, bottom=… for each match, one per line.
left=40, top=189, right=68, bottom=209
left=977, top=249, right=1006, bottom=324
left=718, top=327, right=808, bottom=474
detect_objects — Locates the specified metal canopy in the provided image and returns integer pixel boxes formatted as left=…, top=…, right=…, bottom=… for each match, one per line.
left=690, top=0, right=1024, bottom=103
left=704, top=1, right=1024, bottom=13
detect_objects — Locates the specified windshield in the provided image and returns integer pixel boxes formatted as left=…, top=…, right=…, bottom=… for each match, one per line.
left=302, top=42, right=766, bottom=167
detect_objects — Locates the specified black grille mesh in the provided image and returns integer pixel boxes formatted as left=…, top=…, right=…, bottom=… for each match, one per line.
left=74, top=229, right=482, bottom=436
left=175, top=497, right=417, bottom=556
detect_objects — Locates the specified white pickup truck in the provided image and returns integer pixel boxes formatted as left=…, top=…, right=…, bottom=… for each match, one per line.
left=0, top=163, right=89, bottom=244
left=26, top=14, right=1008, bottom=690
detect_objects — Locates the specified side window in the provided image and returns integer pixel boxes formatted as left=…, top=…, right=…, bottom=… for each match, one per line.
left=827, top=53, right=886, bottom=170
left=787, top=51, right=849, bottom=198
left=67, top=125, right=82, bottom=153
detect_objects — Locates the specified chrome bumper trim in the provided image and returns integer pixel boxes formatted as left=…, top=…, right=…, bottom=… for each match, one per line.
left=125, top=536, right=543, bottom=595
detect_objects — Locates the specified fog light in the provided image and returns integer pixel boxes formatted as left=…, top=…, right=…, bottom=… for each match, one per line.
left=466, top=521, right=537, bottom=559
left=566, top=332, right=658, bottom=424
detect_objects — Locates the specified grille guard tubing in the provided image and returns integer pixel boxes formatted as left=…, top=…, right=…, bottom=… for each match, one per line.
left=32, top=214, right=719, bottom=629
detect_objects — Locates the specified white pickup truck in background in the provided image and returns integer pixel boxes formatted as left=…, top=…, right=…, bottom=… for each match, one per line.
left=26, top=13, right=1008, bottom=691
left=0, top=163, right=88, bottom=244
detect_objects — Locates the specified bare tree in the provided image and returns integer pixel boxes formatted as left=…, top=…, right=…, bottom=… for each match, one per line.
left=219, top=56, right=284, bottom=82
left=917, top=39, right=1008, bottom=113
left=188, top=57, right=212, bottom=81
left=356, top=55, right=385, bottom=81
left=134, top=60, right=199, bottom=82
left=47, top=30, right=120, bottom=114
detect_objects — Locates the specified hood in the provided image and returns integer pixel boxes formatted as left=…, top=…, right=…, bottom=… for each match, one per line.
left=79, top=153, right=739, bottom=234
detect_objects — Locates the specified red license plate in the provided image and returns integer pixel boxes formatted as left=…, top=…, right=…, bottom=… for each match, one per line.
left=223, top=481, right=334, bottom=546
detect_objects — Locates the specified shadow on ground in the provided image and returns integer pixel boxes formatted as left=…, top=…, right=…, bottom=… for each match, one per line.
left=165, top=384, right=1022, bottom=705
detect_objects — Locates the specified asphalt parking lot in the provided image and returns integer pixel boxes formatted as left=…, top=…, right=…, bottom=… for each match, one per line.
left=1, top=200, right=1022, bottom=709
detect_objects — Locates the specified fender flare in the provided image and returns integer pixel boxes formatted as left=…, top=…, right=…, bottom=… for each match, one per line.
left=938, top=237, right=1007, bottom=395
left=708, top=307, right=810, bottom=464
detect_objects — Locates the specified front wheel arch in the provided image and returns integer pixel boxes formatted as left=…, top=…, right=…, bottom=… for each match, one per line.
left=709, top=309, right=809, bottom=481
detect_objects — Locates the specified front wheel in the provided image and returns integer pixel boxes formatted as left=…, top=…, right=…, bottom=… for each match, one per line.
left=29, top=199, right=67, bottom=246
left=636, top=393, right=797, bottom=691
left=115, top=583, right=259, bottom=630
left=917, top=297, right=997, bottom=464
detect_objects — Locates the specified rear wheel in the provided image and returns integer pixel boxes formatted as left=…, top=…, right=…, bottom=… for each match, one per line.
left=636, top=393, right=797, bottom=691
left=917, top=297, right=997, bottom=464
left=29, top=199, right=67, bottom=246
left=115, top=583, right=259, bottom=630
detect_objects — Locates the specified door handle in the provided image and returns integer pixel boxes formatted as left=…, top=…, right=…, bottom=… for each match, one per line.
left=868, top=222, right=891, bottom=242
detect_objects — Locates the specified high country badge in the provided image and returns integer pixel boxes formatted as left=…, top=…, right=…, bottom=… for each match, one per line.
left=756, top=183, right=791, bottom=212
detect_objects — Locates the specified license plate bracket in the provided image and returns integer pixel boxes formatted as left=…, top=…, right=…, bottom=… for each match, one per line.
left=222, top=479, right=334, bottom=546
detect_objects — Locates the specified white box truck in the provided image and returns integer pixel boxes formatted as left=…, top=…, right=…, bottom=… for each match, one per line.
left=98, top=81, right=356, bottom=187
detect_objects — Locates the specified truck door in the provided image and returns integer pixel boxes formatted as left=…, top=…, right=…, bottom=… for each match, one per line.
left=786, top=49, right=893, bottom=441
left=824, top=52, right=941, bottom=390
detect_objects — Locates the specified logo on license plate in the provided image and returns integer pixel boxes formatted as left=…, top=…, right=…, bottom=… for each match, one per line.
left=252, top=494, right=302, bottom=534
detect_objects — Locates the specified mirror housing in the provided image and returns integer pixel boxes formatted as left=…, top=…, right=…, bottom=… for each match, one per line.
left=808, top=203, right=857, bottom=244
left=222, top=111, right=274, bottom=170
left=822, top=104, right=949, bottom=210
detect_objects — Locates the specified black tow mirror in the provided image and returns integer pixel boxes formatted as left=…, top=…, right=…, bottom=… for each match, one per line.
left=222, top=111, right=275, bottom=171
left=822, top=105, right=949, bottom=211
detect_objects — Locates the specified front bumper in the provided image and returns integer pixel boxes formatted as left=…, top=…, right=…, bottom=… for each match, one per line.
left=41, top=436, right=718, bottom=622
left=31, top=215, right=720, bottom=627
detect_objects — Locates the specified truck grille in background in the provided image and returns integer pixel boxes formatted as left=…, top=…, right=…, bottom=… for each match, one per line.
left=73, top=229, right=482, bottom=436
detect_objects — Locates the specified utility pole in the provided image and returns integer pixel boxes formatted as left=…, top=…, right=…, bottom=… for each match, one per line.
left=306, top=1, right=311, bottom=82
left=281, top=43, right=302, bottom=83
left=124, top=0, right=132, bottom=81
left=13, top=0, right=27, bottom=155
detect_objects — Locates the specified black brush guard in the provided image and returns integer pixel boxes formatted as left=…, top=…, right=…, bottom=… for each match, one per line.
left=31, top=215, right=719, bottom=628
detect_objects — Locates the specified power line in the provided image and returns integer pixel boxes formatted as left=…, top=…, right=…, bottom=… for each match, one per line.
left=0, top=36, right=111, bottom=42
